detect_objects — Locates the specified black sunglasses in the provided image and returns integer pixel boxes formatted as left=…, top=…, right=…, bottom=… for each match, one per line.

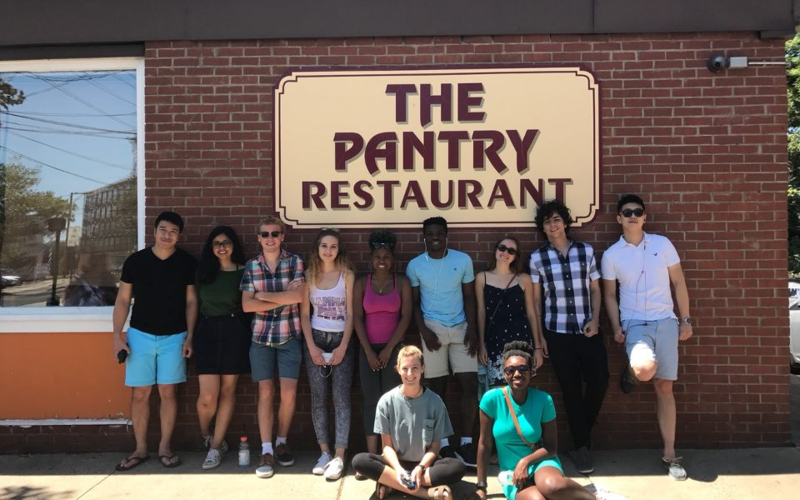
left=620, top=208, right=645, bottom=218
left=371, top=242, right=395, bottom=251
left=503, top=364, right=530, bottom=376
left=259, top=231, right=282, bottom=238
left=496, top=244, right=518, bottom=256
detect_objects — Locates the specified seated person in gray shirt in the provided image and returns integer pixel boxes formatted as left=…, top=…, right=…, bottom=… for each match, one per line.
left=352, top=345, right=466, bottom=500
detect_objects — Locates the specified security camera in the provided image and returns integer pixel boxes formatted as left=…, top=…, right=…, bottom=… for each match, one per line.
left=707, top=55, right=729, bottom=73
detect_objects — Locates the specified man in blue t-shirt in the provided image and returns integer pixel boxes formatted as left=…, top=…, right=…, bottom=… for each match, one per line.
left=406, top=216, right=479, bottom=466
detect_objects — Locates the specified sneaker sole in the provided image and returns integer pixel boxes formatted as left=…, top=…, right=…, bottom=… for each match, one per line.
left=255, top=469, right=274, bottom=478
left=577, top=467, right=595, bottom=475
left=278, top=458, right=295, bottom=467
left=453, top=451, right=477, bottom=468
left=202, top=462, right=221, bottom=470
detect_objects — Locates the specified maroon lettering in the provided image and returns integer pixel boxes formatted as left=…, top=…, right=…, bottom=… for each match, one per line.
left=487, top=179, right=514, bottom=207
left=353, top=180, right=374, bottom=209
left=420, top=83, right=452, bottom=127
left=549, top=178, right=572, bottom=201
left=400, top=180, right=428, bottom=209
left=402, top=131, right=435, bottom=170
left=507, top=129, right=539, bottom=173
left=438, top=131, right=469, bottom=169
left=365, top=132, right=398, bottom=173
left=376, top=180, right=401, bottom=208
left=458, top=180, right=483, bottom=208
left=472, top=130, right=507, bottom=173
left=385, top=84, right=418, bottom=123
left=330, top=181, right=348, bottom=209
left=333, top=132, right=364, bottom=171
left=302, top=181, right=327, bottom=209
left=519, top=178, right=544, bottom=207
left=431, top=180, right=454, bottom=209
left=458, top=83, right=485, bottom=122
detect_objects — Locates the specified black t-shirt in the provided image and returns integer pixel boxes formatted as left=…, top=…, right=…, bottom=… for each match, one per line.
left=121, top=247, right=197, bottom=335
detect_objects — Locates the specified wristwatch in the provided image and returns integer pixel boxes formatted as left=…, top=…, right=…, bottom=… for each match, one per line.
left=681, top=317, right=692, bottom=324
left=475, top=481, right=488, bottom=492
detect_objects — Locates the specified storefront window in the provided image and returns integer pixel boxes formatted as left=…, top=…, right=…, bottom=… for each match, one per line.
left=0, top=60, right=141, bottom=308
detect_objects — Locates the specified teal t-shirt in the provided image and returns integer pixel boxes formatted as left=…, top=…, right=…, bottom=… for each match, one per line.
left=406, top=249, right=475, bottom=327
left=479, top=387, right=562, bottom=475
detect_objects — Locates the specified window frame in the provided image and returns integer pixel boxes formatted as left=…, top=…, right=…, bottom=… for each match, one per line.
left=0, top=57, right=145, bottom=332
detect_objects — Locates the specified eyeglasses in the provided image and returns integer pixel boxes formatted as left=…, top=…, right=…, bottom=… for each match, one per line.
left=620, top=208, right=645, bottom=218
left=371, top=242, right=395, bottom=250
left=212, top=240, right=233, bottom=249
left=496, top=244, right=518, bottom=256
left=503, top=365, right=530, bottom=376
left=259, top=231, right=282, bottom=238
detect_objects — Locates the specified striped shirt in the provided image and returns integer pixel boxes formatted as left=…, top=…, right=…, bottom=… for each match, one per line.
left=529, top=240, right=600, bottom=334
left=240, top=249, right=305, bottom=345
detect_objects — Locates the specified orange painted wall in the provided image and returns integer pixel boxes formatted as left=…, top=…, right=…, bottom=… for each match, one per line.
left=0, top=332, right=129, bottom=419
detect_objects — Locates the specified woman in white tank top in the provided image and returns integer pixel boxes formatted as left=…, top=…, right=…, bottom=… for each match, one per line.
left=300, top=228, right=356, bottom=481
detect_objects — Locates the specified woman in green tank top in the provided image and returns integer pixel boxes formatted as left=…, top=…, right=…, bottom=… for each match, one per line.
left=194, top=226, right=250, bottom=470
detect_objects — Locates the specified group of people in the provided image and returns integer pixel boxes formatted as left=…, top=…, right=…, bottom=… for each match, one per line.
left=110, top=193, right=693, bottom=500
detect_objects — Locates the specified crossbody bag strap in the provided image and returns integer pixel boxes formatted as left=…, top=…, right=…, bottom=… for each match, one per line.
left=487, top=273, right=518, bottom=329
left=502, top=387, right=539, bottom=451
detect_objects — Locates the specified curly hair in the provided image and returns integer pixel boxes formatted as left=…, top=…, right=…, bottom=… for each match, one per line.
left=502, top=340, right=534, bottom=367
left=368, top=229, right=397, bottom=253
left=534, top=200, right=573, bottom=235
left=306, top=228, right=353, bottom=286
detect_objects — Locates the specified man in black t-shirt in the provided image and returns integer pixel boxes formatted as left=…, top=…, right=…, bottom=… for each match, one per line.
left=112, top=211, right=198, bottom=471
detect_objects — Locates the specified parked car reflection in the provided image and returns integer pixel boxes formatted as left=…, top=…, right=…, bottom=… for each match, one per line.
left=1, top=268, right=22, bottom=287
left=790, top=281, right=800, bottom=372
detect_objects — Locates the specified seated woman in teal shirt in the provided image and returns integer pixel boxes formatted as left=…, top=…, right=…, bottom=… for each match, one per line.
left=475, top=341, right=623, bottom=500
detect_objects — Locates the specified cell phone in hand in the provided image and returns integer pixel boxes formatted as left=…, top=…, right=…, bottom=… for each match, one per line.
left=117, top=349, right=128, bottom=364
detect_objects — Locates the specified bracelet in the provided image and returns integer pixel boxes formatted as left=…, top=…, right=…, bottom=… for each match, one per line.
left=534, top=347, right=543, bottom=350
left=475, top=481, right=488, bottom=492
left=415, top=464, right=427, bottom=473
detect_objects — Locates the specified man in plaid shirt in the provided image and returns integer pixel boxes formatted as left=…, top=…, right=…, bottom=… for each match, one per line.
left=530, top=200, right=608, bottom=475
left=241, top=215, right=305, bottom=479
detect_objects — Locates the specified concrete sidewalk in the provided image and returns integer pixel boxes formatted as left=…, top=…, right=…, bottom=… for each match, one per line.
left=1, top=447, right=799, bottom=500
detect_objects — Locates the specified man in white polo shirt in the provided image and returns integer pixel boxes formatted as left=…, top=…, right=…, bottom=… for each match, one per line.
left=601, top=194, right=693, bottom=481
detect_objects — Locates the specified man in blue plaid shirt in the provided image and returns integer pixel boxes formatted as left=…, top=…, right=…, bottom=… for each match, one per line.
left=529, top=200, right=608, bottom=475
left=241, top=216, right=305, bottom=479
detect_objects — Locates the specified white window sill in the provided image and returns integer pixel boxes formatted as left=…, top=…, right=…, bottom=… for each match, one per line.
left=0, top=307, right=125, bottom=333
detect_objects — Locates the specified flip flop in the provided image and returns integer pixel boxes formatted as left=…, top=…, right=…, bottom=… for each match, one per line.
left=115, top=454, right=149, bottom=472
left=376, top=483, right=394, bottom=499
left=427, top=485, right=451, bottom=500
left=159, top=454, right=183, bottom=468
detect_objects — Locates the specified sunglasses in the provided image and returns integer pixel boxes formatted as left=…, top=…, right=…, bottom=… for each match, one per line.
left=496, top=244, right=518, bottom=256
left=259, top=231, right=282, bottom=238
left=212, top=240, right=233, bottom=249
left=371, top=242, right=395, bottom=250
left=620, top=208, right=645, bottom=218
left=503, top=364, right=530, bottom=376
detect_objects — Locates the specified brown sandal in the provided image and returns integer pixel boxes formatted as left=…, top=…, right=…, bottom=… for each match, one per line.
left=427, top=485, right=451, bottom=500
left=376, top=482, right=394, bottom=499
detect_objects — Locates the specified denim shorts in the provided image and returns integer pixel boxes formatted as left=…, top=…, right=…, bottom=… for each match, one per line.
left=249, top=335, right=303, bottom=381
left=125, top=327, right=187, bottom=387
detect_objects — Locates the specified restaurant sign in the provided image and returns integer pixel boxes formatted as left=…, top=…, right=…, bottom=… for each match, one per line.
left=274, top=67, right=599, bottom=228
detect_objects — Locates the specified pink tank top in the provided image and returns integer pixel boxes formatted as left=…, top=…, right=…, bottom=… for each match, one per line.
left=363, top=274, right=401, bottom=344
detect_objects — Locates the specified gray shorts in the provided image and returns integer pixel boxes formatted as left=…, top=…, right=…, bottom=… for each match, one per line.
left=623, top=318, right=679, bottom=381
left=249, top=335, right=303, bottom=381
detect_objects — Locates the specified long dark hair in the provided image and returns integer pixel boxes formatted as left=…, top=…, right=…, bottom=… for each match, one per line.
left=197, top=226, right=246, bottom=285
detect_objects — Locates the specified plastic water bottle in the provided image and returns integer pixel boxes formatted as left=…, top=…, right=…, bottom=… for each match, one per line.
left=498, top=471, right=513, bottom=486
left=238, top=436, right=250, bottom=467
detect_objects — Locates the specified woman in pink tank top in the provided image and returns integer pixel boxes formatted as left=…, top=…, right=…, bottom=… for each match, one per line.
left=353, top=229, right=412, bottom=459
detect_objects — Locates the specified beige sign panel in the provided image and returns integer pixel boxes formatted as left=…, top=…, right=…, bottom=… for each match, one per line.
left=274, top=67, right=599, bottom=228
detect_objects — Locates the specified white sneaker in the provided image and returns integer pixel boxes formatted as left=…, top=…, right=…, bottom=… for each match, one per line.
left=323, top=456, right=345, bottom=480
left=312, top=452, right=332, bottom=475
left=587, top=483, right=627, bottom=500
left=202, top=449, right=221, bottom=470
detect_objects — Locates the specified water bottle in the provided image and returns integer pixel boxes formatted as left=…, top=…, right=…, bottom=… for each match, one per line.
left=498, top=471, right=513, bottom=486
left=238, top=436, right=250, bottom=467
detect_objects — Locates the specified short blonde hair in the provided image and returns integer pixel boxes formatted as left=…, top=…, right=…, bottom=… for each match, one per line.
left=396, top=345, right=424, bottom=367
left=258, top=215, right=285, bottom=233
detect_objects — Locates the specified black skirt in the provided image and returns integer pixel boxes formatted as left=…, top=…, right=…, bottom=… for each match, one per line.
left=193, top=312, right=252, bottom=375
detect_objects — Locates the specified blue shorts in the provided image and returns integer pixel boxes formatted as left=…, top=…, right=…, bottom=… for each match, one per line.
left=125, top=327, right=187, bottom=387
left=250, top=335, right=302, bottom=381
left=502, top=458, right=564, bottom=500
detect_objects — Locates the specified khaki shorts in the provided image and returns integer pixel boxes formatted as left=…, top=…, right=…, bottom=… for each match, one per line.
left=422, top=319, right=478, bottom=378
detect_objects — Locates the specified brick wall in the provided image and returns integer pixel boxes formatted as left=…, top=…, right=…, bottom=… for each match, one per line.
left=5, top=32, right=790, bottom=453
